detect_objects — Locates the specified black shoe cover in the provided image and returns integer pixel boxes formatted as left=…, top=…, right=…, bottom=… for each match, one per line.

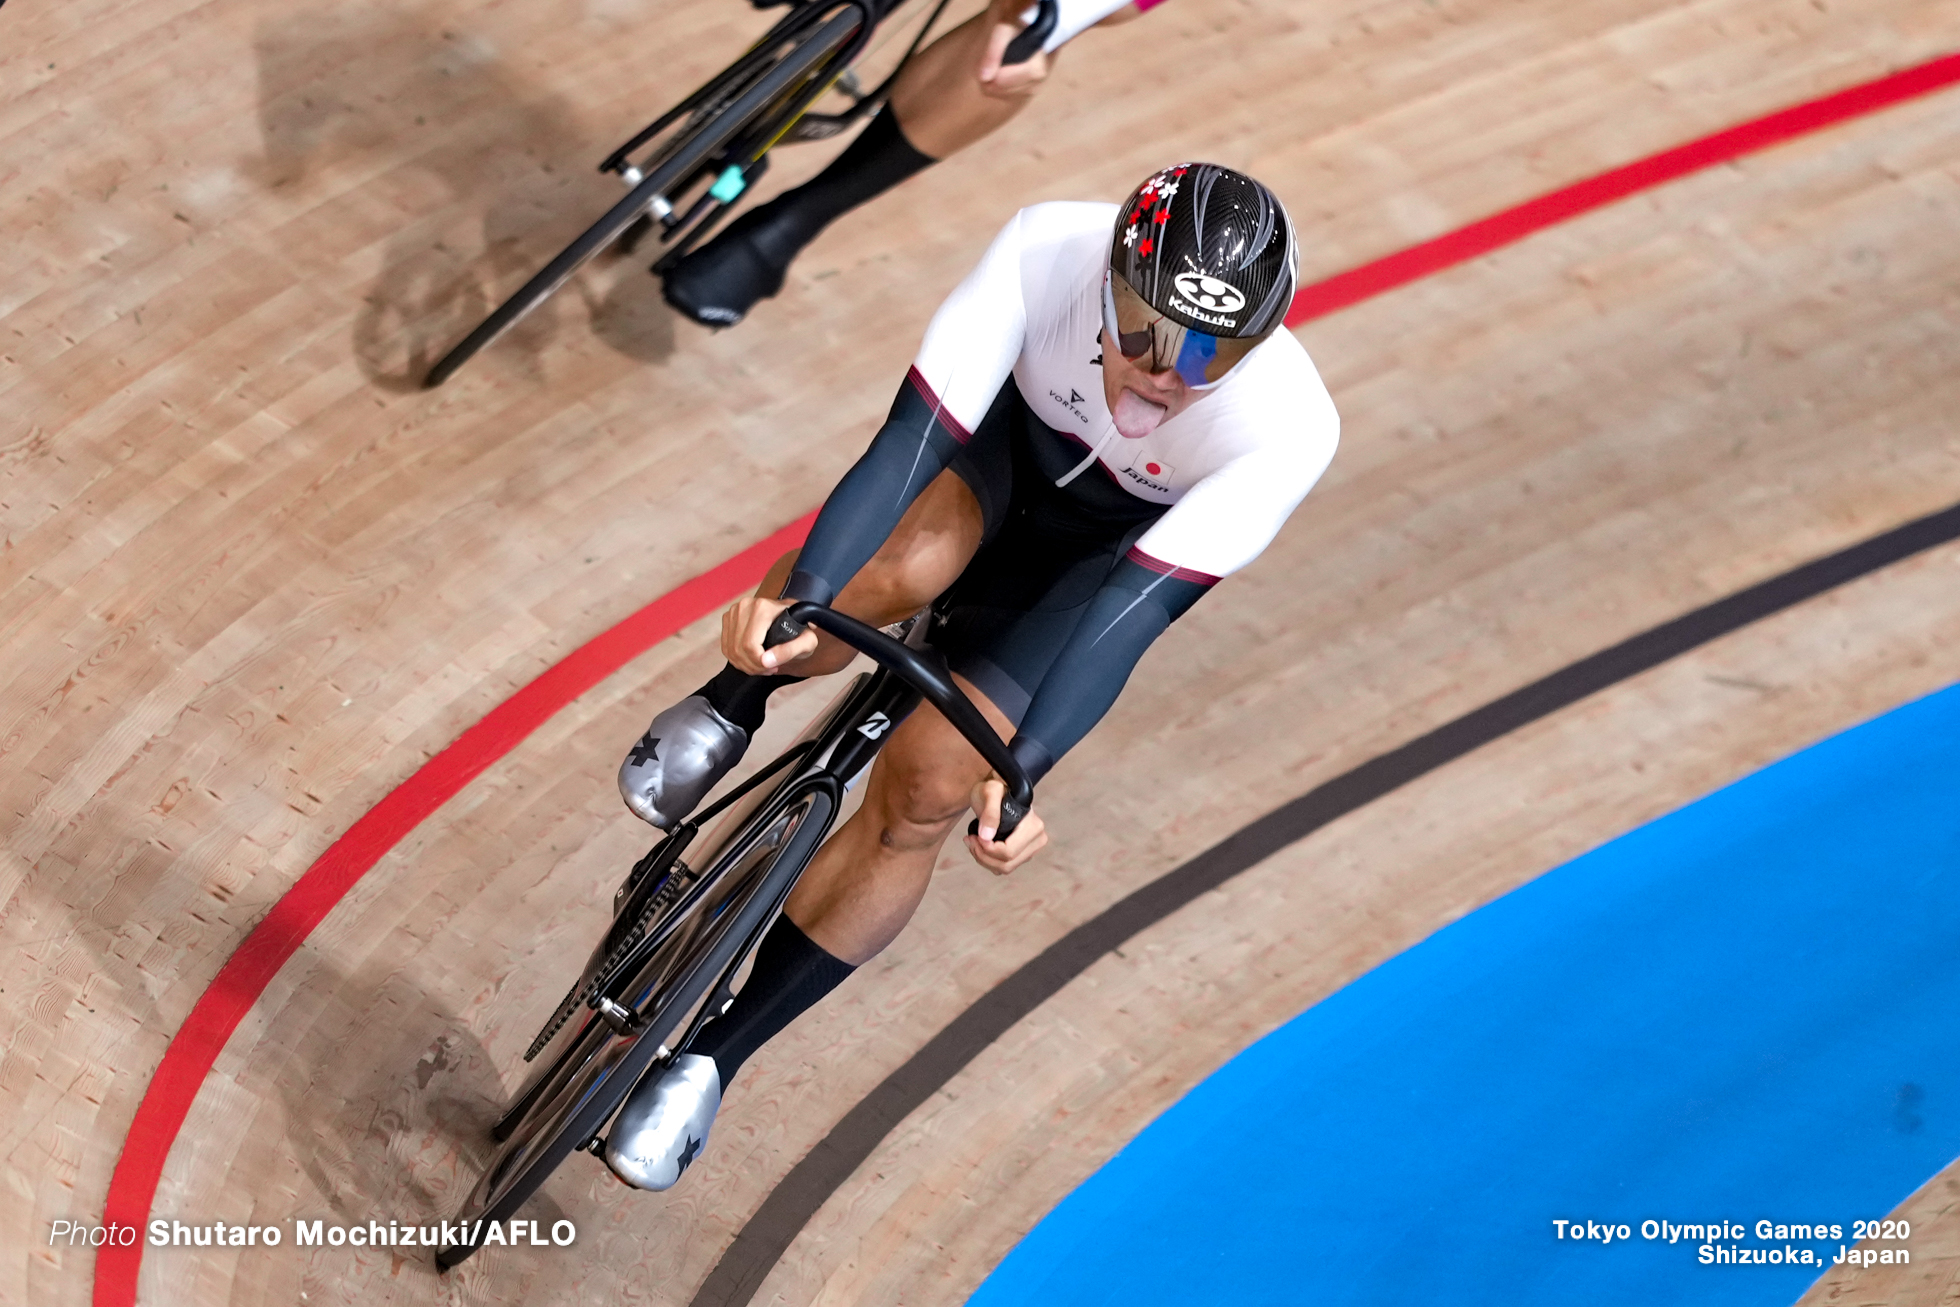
left=660, top=206, right=801, bottom=328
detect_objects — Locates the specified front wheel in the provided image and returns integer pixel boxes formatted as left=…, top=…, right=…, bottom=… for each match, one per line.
left=436, top=784, right=836, bottom=1269
left=421, top=5, right=865, bottom=387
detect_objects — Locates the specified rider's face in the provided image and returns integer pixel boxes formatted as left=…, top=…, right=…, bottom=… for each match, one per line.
left=1100, top=333, right=1204, bottom=434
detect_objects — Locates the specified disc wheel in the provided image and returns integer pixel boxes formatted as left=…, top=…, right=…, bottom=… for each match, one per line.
left=436, top=786, right=835, bottom=1269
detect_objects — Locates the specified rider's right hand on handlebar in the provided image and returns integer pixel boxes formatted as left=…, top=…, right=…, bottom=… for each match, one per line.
left=965, top=774, right=1047, bottom=875
left=723, top=596, right=819, bottom=674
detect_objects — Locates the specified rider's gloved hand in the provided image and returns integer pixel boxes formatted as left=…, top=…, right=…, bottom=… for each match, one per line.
left=723, top=596, right=822, bottom=674
left=965, top=773, right=1047, bottom=875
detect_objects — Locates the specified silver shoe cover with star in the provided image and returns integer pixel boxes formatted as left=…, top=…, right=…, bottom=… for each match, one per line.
left=604, top=1053, right=722, bottom=1191
left=618, top=695, right=748, bottom=829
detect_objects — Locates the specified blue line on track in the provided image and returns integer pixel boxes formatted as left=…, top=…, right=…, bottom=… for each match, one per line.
left=971, top=684, right=1960, bottom=1306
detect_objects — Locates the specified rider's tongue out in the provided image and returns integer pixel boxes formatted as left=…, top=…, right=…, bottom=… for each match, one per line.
left=1112, top=387, right=1169, bottom=439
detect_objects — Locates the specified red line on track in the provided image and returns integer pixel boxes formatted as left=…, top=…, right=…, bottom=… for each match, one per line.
left=94, top=512, right=815, bottom=1305
left=96, top=50, right=1960, bottom=1307
left=1285, top=52, right=1960, bottom=326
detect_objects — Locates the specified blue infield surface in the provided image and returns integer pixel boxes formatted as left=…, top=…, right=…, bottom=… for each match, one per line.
left=970, top=683, right=1960, bottom=1306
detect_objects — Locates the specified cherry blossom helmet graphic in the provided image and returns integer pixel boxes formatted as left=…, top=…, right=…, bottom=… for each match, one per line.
left=1104, top=163, right=1299, bottom=389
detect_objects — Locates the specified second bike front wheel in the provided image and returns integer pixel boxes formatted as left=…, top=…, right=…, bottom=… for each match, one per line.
left=422, top=4, right=866, bottom=387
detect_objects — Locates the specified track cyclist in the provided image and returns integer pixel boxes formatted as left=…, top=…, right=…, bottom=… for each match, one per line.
left=660, top=0, right=1162, bottom=325
left=603, top=163, right=1339, bottom=1190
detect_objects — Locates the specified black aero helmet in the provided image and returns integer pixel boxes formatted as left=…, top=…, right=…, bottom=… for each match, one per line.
left=1109, top=162, right=1298, bottom=338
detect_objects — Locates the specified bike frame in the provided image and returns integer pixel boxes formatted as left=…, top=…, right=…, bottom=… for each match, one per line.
left=439, top=608, right=1033, bottom=1268
left=420, top=0, right=1057, bottom=385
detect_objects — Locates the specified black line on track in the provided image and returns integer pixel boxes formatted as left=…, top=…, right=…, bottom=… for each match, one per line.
left=689, top=499, right=1960, bottom=1307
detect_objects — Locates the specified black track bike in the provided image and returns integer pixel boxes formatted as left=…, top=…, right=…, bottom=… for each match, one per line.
left=422, top=0, right=1058, bottom=387
left=435, top=603, right=1033, bottom=1268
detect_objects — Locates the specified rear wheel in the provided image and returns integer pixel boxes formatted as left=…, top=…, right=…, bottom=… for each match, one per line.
left=436, top=784, right=836, bottom=1269
left=422, top=5, right=866, bottom=387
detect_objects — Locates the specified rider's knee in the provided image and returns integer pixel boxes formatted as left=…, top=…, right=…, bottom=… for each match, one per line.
left=873, top=752, right=972, bottom=835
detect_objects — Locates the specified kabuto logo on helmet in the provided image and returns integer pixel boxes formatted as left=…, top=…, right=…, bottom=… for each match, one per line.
left=1172, top=272, right=1247, bottom=316
left=1111, top=162, right=1299, bottom=339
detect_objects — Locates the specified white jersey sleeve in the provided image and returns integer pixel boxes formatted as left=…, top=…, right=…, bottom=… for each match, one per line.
left=1126, top=338, right=1340, bottom=579
left=911, top=211, right=1030, bottom=434
left=1128, top=440, right=1334, bottom=582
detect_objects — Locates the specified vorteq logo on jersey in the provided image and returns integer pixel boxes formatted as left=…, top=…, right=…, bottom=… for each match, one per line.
left=1172, top=272, right=1246, bottom=318
left=1047, top=388, right=1092, bottom=426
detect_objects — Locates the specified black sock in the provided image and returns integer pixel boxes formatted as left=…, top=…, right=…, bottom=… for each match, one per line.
left=735, top=105, right=936, bottom=265
left=696, top=663, right=804, bottom=735
left=683, top=915, right=855, bottom=1085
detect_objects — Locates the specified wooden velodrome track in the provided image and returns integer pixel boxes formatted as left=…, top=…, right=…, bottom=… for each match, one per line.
left=7, top=0, right=1960, bottom=1301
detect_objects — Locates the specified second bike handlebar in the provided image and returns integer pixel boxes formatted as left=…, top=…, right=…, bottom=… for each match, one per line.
left=1001, top=0, right=1057, bottom=66
left=765, top=603, right=1032, bottom=841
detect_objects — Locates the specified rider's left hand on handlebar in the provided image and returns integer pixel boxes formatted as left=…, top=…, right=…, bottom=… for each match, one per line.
left=723, top=596, right=819, bottom=675
left=977, top=0, right=1052, bottom=96
left=964, top=774, right=1047, bottom=875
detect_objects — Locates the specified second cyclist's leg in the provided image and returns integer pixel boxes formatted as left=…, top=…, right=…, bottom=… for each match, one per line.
left=662, top=0, right=1051, bottom=325
left=619, top=467, right=982, bottom=828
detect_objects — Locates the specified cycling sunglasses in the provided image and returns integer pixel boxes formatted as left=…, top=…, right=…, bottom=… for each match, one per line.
left=1101, top=271, right=1268, bottom=390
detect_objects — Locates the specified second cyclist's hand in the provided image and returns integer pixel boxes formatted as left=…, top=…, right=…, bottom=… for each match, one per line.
left=722, top=596, right=819, bottom=674
left=976, top=0, right=1052, bottom=96
left=964, top=774, right=1047, bottom=875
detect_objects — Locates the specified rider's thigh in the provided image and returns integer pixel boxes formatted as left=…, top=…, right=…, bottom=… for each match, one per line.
left=835, top=468, right=984, bottom=624
left=864, top=671, right=1013, bottom=829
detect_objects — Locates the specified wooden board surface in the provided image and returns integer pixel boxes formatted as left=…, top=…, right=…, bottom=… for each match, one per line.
left=5, top=0, right=1959, bottom=1303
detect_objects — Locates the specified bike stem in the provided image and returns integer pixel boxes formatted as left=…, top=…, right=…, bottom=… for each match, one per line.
left=765, top=603, right=1032, bottom=838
